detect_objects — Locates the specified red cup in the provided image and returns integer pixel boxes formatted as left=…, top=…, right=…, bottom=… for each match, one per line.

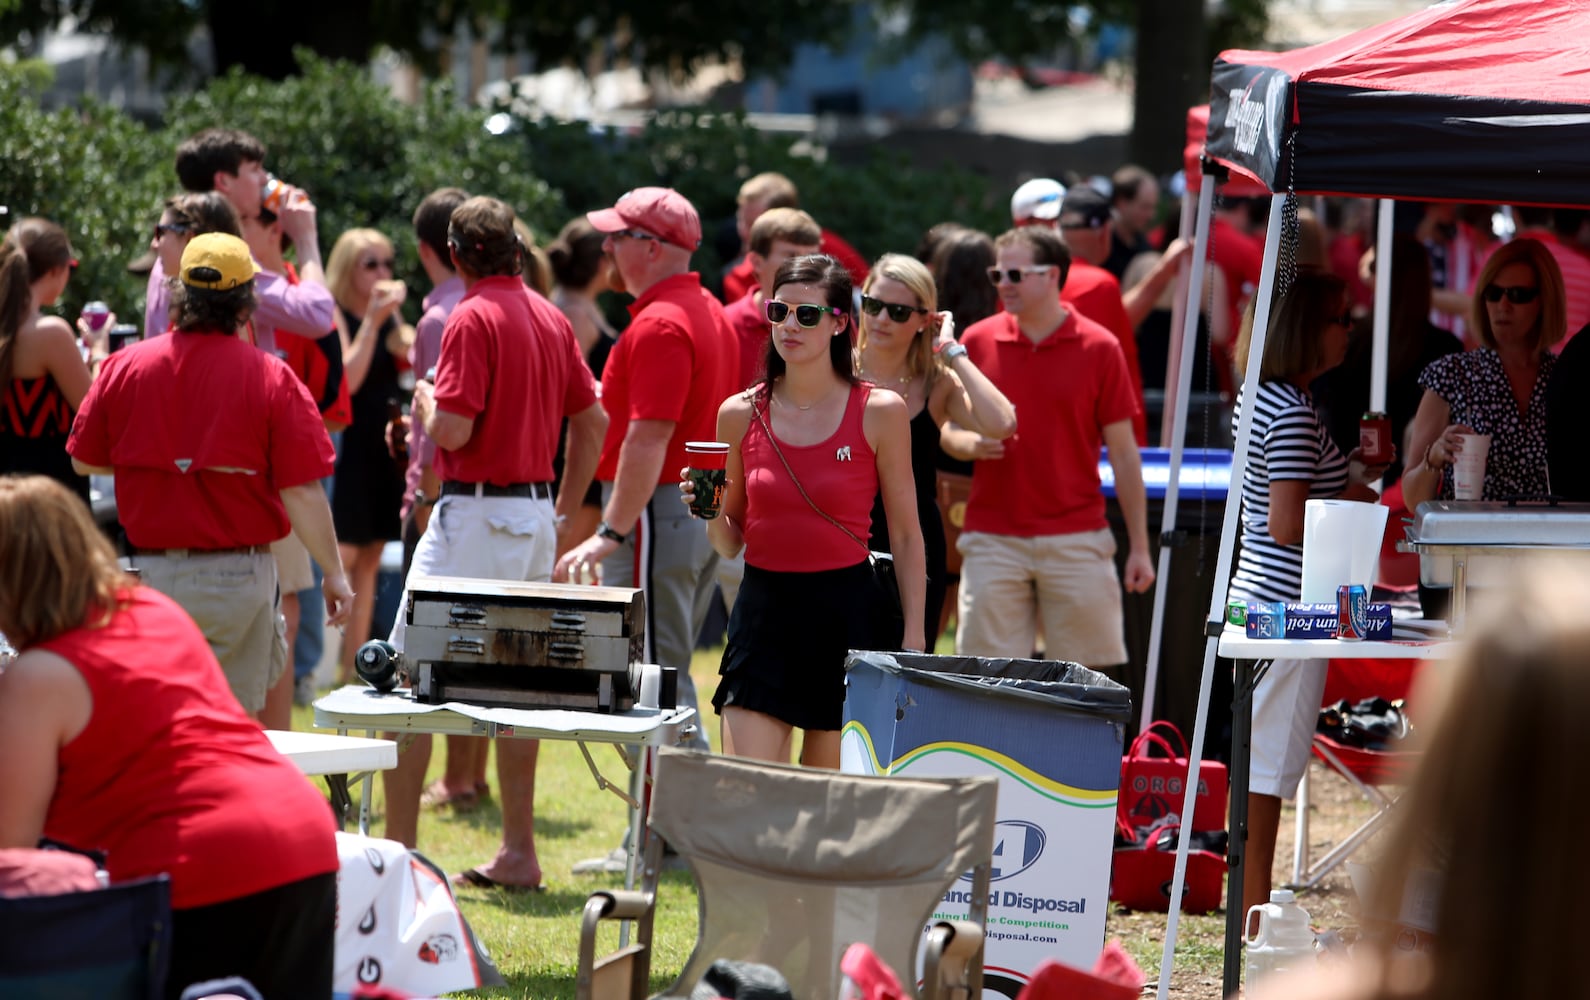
left=684, top=441, right=730, bottom=470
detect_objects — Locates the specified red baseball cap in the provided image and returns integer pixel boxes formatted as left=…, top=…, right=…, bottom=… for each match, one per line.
left=586, top=187, right=702, bottom=251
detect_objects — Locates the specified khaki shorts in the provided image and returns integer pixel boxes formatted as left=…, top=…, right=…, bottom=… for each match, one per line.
left=1249, top=657, right=1328, bottom=798
left=134, top=551, right=286, bottom=712
left=271, top=530, right=315, bottom=593
left=954, top=527, right=1127, bottom=668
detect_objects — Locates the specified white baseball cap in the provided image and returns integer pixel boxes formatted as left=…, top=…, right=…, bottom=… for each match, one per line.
left=1010, top=178, right=1066, bottom=224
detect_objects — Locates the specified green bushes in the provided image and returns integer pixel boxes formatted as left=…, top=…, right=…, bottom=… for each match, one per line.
left=1, top=54, right=1000, bottom=324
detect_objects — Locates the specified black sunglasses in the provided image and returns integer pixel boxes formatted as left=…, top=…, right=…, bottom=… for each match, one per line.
left=860, top=295, right=927, bottom=323
left=765, top=299, right=842, bottom=328
left=153, top=222, right=190, bottom=240
left=361, top=257, right=396, bottom=271
left=1483, top=283, right=1540, bottom=305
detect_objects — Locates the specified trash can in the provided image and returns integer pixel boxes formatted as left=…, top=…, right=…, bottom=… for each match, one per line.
left=1101, top=447, right=1234, bottom=757
left=840, top=651, right=1131, bottom=998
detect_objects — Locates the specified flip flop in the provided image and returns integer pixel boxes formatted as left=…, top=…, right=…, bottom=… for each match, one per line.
left=420, top=781, right=480, bottom=811
left=452, top=868, right=546, bottom=894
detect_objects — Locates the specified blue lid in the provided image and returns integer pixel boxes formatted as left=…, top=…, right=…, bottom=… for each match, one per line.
left=1098, top=447, right=1233, bottom=501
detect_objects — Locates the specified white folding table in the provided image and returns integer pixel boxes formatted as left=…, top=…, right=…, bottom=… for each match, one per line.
left=266, top=729, right=399, bottom=834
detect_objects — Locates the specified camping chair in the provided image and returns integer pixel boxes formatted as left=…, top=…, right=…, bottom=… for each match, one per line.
left=1289, top=658, right=1423, bottom=889
left=0, top=873, right=172, bottom=998
left=576, top=749, right=998, bottom=1000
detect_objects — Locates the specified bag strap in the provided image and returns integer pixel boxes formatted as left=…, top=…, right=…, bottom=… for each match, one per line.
left=1140, top=720, right=1191, bottom=757
left=754, top=397, right=870, bottom=557
left=1128, top=731, right=1185, bottom=763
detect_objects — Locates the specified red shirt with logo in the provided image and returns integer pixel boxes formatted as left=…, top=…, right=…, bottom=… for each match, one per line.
left=40, top=587, right=339, bottom=909
left=960, top=311, right=1138, bottom=537
left=67, top=331, right=334, bottom=548
left=432, top=275, right=598, bottom=485
left=596, top=273, right=741, bottom=484
left=1062, top=259, right=1146, bottom=444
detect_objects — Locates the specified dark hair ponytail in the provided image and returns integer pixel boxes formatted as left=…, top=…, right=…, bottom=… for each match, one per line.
left=0, top=243, right=32, bottom=389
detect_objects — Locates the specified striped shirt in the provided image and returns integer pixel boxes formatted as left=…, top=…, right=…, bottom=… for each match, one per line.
left=1230, top=381, right=1350, bottom=603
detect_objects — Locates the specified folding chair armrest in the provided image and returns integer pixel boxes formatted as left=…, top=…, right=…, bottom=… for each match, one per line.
left=589, top=890, right=653, bottom=921
left=920, top=920, right=985, bottom=1000
left=577, top=890, right=656, bottom=1000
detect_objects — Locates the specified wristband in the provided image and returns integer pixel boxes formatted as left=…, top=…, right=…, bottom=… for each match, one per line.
left=597, top=520, right=628, bottom=544
left=940, top=342, right=969, bottom=361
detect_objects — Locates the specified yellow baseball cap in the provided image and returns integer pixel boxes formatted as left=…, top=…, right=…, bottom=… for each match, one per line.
left=179, top=232, right=261, bottom=290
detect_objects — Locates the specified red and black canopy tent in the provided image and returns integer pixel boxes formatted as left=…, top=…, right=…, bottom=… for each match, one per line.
left=1150, top=3, right=1590, bottom=997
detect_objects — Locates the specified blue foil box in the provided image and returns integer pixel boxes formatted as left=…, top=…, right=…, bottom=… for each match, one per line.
left=1245, top=601, right=1391, bottom=639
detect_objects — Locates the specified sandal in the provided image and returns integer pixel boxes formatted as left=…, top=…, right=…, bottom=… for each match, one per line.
left=420, top=781, right=480, bottom=811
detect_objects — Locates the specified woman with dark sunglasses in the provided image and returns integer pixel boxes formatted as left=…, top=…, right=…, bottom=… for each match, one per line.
left=854, top=253, right=1016, bottom=651
left=681, top=254, right=926, bottom=769
left=1402, top=237, right=1566, bottom=510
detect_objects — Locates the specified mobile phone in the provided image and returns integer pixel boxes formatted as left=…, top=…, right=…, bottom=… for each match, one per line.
left=107, top=324, right=141, bottom=353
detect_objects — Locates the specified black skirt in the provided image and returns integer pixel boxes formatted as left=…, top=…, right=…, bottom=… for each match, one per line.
left=714, top=559, right=893, bottom=731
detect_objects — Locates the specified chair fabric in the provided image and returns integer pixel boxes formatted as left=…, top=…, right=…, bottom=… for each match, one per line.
left=0, top=874, right=171, bottom=999
left=649, top=750, right=998, bottom=1000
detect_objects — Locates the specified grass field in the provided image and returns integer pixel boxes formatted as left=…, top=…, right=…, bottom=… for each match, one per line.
left=300, top=642, right=1374, bottom=999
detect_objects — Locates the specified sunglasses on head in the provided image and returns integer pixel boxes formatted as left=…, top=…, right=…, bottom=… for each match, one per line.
left=860, top=294, right=927, bottom=323
left=765, top=299, right=842, bottom=328
left=1483, top=283, right=1540, bottom=305
left=987, top=265, right=1053, bottom=285
left=361, top=257, right=396, bottom=271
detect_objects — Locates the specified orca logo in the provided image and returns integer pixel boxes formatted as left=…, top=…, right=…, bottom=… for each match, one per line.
left=365, top=847, right=386, bottom=874
left=357, top=956, right=382, bottom=984
left=358, top=904, right=377, bottom=934
left=963, top=819, right=1046, bottom=883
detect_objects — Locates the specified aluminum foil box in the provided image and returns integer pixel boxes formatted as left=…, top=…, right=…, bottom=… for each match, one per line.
left=1244, top=601, right=1391, bottom=640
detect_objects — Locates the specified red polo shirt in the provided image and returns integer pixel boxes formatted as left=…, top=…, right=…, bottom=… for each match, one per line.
left=68, top=330, right=334, bottom=549
left=1061, top=260, right=1146, bottom=444
left=597, top=272, right=741, bottom=484
left=432, top=275, right=597, bottom=485
left=723, top=289, right=769, bottom=390
left=960, top=310, right=1138, bottom=537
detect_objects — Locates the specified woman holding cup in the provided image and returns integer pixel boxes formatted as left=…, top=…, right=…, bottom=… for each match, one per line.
left=853, top=253, right=1016, bottom=652
left=1402, top=238, right=1565, bottom=508
left=680, top=254, right=925, bottom=768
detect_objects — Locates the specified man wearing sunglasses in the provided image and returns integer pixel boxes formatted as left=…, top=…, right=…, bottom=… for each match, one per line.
left=956, top=225, right=1155, bottom=673
left=559, top=188, right=739, bottom=775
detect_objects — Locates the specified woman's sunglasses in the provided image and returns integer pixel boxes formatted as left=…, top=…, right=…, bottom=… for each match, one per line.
left=860, top=295, right=927, bottom=323
left=362, top=257, right=396, bottom=271
left=765, top=299, right=842, bottom=327
left=153, top=222, right=190, bottom=240
left=1483, top=283, right=1540, bottom=305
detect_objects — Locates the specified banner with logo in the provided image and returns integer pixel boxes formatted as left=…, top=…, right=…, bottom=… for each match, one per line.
left=1206, top=61, right=1293, bottom=192
left=841, top=653, right=1129, bottom=999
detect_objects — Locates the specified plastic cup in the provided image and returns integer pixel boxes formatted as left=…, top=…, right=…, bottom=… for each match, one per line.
left=684, top=441, right=730, bottom=520
left=1451, top=432, right=1491, bottom=501
left=80, top=301, right=111, bottom=331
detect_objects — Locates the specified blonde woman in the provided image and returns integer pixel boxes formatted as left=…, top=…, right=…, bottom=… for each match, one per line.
left=326, top=228, right=412, bottom=681
left=854, top=253, right=1016, bottom=650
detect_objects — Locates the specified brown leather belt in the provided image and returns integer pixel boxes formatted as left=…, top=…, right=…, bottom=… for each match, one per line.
left=129, top=544, right=271, bottom=558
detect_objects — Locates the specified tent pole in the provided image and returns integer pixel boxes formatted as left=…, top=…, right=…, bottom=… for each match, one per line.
left=1370, top=199, right=1395, bottom=414
left=1156, top=192, right=1289, bottom=1000
left=1161, top=188, right=1199, bottom=448
left=1138, top=179, right=1215, bottom=736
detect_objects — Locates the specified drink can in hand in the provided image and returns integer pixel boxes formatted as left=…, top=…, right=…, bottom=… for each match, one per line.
left=684, top=441, right=731, bottom=520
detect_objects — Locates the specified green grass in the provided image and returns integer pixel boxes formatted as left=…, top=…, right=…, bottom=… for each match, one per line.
left=299, top=638, right=1245, bottom=999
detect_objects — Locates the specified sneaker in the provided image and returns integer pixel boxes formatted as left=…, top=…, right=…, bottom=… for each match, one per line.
left=571, top=843, right=686, bottom=874
left=292, top=675, right=317, bottom=708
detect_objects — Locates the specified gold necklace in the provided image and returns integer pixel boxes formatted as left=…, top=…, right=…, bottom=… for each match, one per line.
left=860, top=368, right=912, bottom=391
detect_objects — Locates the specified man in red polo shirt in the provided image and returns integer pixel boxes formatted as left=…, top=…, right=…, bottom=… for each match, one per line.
left=558, top=188, right=739, bottom=873
left=68, top=233, right=353, bottom=717
left=382, top=197, right=607, bottom=890
left=955, top=226, right=1155, bottom=670
left=720, top=172, right=868, bottom=301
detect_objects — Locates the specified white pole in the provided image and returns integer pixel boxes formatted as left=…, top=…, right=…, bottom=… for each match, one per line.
left=1161, top=188, right=1198, bottom=448
left=1138, top=178, right=1216, bottom=735
left=1370, top=199, right=1395, bottom=414
left=1155, top=192, right=1289, bottom=1000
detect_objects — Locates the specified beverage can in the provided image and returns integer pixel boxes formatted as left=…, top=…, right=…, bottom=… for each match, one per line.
left=1227, top=598, right=1247, bottom=627
left=1359, top=411, right=1393, bottom=465
left=1336, top=584, right=1368, bottom=640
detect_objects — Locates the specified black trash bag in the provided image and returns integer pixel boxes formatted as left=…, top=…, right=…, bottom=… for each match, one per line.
left=690, top=959, right=795, bottom=1000
left=1317, top=696, right=1412, bottom=751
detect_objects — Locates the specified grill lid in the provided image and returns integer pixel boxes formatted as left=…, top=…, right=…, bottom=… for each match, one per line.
left=1407, top=500, right=1590, bottom=549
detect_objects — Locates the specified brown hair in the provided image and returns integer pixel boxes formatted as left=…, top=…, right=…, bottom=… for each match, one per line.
left=738, top=172, right=799, bottom=209
left=761, top=254, right=855, bottom=396
left=0, top=475, right=132, bottom=647
left=0, top=218, right=74, bottom=388
left=168, top=192, right=242, bottom=238
left=1361, top=562, right=1590, bottom=1000
left=413, top=187, right=470, bottom=268
left=748, top=208, right=821, bottom=258
left=993, top=226, right=1071, bottom=286
left=174, top=128, right=266, bottom=193
left=447, top=196, right=522, bottom=279
left=513, top=217, right=552, bottom=296
left=1469, top=237, right=1566, bottom=352
left=170, top=282, right=257, bottom=334
left=1257, top=270, right=1348, bottom=383
left=859, top=253, right=939, bottom=385
left=548, top=217, right=607, bottom=289
left=927, top=226, right=998, bottom=337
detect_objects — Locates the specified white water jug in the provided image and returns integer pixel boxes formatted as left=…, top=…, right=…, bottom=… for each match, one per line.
left=1244, top=888, right=1316, bottom=987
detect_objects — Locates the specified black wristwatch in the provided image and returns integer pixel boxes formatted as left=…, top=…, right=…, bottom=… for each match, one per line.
left=597, top=521, right=628, bottom=544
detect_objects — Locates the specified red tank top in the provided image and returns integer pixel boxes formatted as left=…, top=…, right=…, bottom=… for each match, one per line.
left=38, top=588, right=338, bottom=909
left=742, top=382, right=877, bottom=572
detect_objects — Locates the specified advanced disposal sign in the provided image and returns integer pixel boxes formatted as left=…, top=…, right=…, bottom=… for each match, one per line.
left=841, top=652, right=1129, bottom=998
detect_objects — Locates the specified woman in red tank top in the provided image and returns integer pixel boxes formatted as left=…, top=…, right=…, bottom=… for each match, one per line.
left=682, top=254, right=926, bottom=768
left=0, top=475, right=339, bottom=998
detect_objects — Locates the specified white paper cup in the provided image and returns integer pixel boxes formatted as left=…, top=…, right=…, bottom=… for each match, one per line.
left=1451, top=432, right=1492, bottom=501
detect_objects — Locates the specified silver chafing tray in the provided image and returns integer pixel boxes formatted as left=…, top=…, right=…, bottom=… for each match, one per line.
left=402, top=576, right=644, bottom=713
left=1403, top=500, right=1590, bottom=627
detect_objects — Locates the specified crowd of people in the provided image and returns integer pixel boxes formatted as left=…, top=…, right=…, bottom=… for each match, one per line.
left=7, top=116, right=1590, bottom=996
